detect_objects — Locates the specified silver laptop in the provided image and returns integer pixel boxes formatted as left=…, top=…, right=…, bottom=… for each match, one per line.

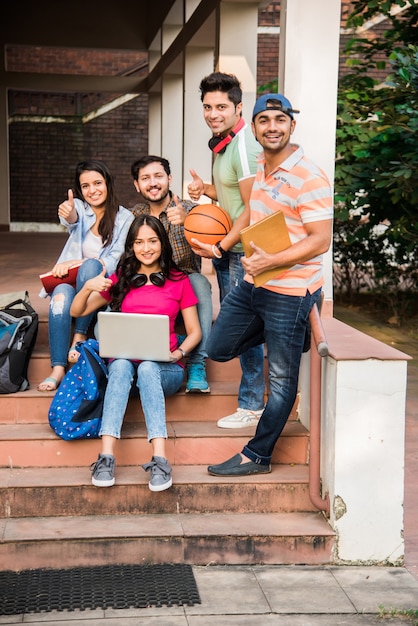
left=97, top=311, right=171, bottom=361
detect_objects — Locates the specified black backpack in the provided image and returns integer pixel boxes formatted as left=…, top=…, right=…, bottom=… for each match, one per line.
left=0, top=295, right=39, bottom=393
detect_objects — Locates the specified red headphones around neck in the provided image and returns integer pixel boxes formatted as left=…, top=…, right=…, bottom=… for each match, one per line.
left=208, top=117, right=245, bottom=154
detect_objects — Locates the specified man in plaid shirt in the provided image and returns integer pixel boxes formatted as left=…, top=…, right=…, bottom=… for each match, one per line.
left=131, top=155, right=212, bottom=393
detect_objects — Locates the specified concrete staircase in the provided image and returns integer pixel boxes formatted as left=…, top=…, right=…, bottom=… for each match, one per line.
left=0, top=260, right=335, bottom=571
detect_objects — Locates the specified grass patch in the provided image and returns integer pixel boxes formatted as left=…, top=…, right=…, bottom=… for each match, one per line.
left=378, top=605, right=418, bottom=624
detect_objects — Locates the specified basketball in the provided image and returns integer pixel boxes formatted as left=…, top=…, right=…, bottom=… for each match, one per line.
left=184, top=204, right=233, bottom=246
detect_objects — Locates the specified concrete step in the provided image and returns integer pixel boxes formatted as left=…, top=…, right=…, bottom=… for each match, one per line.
left=0, top=511, right=335, bottom=571
left=0, top=420, right=308, bottom=468
left=0, top=379, right=282, bottom=425
left=27, top=352, right=251, bottom=385
left=0, top=464, right=317, bottom=518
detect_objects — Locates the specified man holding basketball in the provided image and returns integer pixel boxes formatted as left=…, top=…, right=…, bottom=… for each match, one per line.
left=206, top=93, right=333, bottom=477
left=187, top=72, right=266, bottom=429
left=131, top=155, right=212, bottom=394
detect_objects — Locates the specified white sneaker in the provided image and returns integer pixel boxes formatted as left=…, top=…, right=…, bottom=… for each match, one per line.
left=217, top=407, right=263, bottom=429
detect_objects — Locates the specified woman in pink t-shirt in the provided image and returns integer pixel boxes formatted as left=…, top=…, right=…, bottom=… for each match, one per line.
left=71, top=215, right=201, bottom=492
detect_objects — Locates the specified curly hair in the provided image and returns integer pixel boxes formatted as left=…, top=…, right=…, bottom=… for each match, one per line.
left=109, top=214, right=185, bottom=311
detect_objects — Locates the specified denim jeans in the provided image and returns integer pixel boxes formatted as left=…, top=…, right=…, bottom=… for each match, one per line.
left=212, top=252, right=265, bottom=410
left=48, top=258, right=103, bottom=367
left=207, top=280, right=321, bottom=464
left=99, top=358, right=184, bottom=441
left=187, top=272, right=212, bottom=364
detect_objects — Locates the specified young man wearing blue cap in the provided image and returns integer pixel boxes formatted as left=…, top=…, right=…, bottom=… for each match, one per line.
left=206, top=93, right=334, bottom=476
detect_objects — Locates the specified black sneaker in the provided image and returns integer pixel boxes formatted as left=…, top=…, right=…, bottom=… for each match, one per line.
left=90, top=454, right=115, bottom=487
left=142, top=456, right=172, bottom=492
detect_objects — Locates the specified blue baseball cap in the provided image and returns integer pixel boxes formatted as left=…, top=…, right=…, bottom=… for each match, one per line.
left=252, top=93, right=300, bottom=120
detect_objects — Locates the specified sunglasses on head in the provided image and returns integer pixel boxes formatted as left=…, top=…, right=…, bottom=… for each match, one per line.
left=130, top=271, right=166, bottom=288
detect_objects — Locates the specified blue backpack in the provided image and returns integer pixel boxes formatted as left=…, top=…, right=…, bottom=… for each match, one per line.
left=48, top=339, right=108, bottom=440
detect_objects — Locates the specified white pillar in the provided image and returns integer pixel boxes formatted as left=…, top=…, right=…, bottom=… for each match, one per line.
left=183, top=47, right=214, bottom=199
left=217, top=1, right=259, bottom=122
left=161, top=73, right=184, bottom=192
left=330, top=358, right=406, bottom=562
left=321, top=326, right=408, bottom=563
left=280, top=0, right=340, bottom=306
left=148, top=93, right=162, bottom=157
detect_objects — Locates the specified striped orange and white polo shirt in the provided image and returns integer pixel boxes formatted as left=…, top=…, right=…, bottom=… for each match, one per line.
left=247, top=144, right=333, bottom=296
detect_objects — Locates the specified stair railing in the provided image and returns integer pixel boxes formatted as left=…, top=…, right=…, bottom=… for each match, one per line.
left=308, top=303, right=330, bottom=516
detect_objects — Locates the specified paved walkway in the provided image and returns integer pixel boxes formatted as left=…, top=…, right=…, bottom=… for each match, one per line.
left=0, top=566, right=417, bottom=624
left=0, top=232, right=417, bottom=624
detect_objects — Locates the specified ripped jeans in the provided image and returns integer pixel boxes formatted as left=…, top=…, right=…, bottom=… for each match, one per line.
left=48, top=258, right=103, bottom=367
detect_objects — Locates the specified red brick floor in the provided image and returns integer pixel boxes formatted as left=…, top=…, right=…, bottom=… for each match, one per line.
left=1, top=231, right=417, bottom=579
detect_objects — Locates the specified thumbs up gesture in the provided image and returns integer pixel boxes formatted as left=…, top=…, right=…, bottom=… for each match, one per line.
left=86, top=264, right=112, bottom=293
left=166, top=194, right=186, bottom=225
left=187, top=169, right=204, bottom=201
left=58, top=189, right=77, bottom=223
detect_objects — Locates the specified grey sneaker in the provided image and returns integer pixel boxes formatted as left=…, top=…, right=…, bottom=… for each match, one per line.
left=142, top=456, right=172, bottom=492
left=90, top=454, right=115, bottom=487
left=217, top=407, right=263, bottom=429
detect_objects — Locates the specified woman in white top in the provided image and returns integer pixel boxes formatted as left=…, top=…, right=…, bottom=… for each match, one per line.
left=38, top=160, right=134, bottom=392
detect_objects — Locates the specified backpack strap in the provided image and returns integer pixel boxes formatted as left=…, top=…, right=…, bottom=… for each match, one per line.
left=77, top=339, right=108, bottom=378
left=1, top=298, right=35, bottom=313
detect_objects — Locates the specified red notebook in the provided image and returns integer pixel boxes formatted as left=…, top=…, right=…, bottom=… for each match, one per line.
left=39, top=262, right=82, bottom=294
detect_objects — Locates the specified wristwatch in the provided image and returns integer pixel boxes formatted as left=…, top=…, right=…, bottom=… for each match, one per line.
left=178, top=347, right=186, bottom=358
left=215, top=242, right=226, bottom=256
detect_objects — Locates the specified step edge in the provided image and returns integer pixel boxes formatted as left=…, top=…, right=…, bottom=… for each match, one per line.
left=1, top=511, right=336, bottom=542
left=0, top=463, right=310, bottom=488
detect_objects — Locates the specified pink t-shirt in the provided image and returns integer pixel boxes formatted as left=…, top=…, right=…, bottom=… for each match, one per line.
left=101, top=272, right=198, bottom=356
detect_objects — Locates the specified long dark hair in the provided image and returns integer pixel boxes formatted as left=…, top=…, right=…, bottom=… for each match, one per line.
left=109, top=214, right=185, bottom=311
left=74, top=160, right=119, bottom=247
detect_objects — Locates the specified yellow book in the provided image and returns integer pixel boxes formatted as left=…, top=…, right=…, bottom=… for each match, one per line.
left=240, top=211, right=291, bottom=287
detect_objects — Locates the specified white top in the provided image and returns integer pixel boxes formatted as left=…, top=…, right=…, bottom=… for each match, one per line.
left=82, top=229, right=102, bottom=259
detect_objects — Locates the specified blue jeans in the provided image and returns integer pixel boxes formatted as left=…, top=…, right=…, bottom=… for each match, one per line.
left=99, top=358, right=184, bottom=441
left=212, top=252, right=265, bottom=410
left=187, top=272, right=212, bottom=364
left=48, top=258, right=103, bottom=367
left=207, top=280, right=321, bottom=464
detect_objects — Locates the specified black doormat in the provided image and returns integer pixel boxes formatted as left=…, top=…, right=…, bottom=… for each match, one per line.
left=0, top=563, right=201, bottom=615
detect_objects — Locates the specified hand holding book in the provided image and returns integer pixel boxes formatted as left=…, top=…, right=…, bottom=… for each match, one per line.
left=39, top=261, right=83, bottom=294
left=240, top=211, right=291, bottom=287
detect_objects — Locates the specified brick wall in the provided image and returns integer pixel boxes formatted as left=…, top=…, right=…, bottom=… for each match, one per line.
left=8, top=43, right=149, bottom=222
left=9, top=95, right=148, bottom=222
left=257, top=34, right=280, bottom=90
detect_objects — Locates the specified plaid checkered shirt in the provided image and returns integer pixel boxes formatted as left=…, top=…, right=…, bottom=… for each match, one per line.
left=131, top=195, right=201, bottom=274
